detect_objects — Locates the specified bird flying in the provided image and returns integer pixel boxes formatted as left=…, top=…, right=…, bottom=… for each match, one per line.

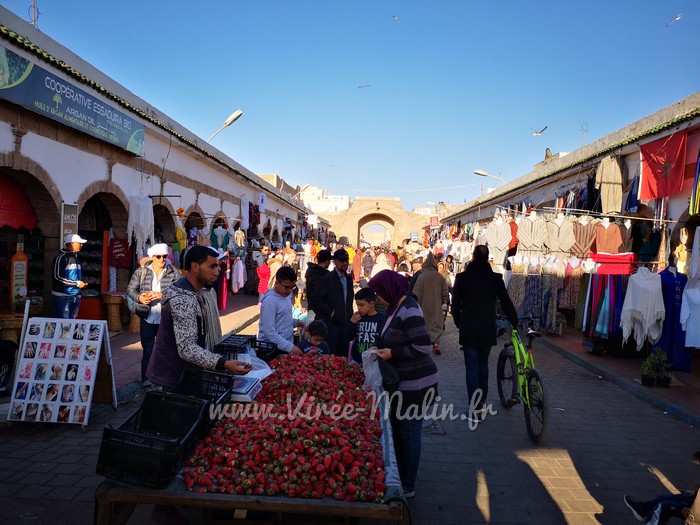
left=666, top=13, right=682, bottom=27
left=393, top=15, right=400, bottom=22
left=531, top=126, right=548, bottom=136
left=358, top=85, right=370, bottom=88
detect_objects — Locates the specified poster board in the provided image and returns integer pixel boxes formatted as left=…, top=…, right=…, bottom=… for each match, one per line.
left=6, top=318, right=117, bottom=425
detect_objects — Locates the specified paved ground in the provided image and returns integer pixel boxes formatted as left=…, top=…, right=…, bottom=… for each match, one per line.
left=1, top=294, right=699, bottom=524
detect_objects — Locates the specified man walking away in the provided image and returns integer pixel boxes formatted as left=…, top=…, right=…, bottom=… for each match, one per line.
left=451, top=245, right=518, bottom=424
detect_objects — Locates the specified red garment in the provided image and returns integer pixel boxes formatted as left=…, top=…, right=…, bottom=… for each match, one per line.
left=639, top=130, right=688, bottom=200
left=590, top=251, right=637, bottom=275
left=508, top=221, right=519, bottom=249
left=257, top=264, right=271, bottom=294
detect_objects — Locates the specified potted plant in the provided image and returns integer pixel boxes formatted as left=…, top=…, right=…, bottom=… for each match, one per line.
left=640, top=353, right=656, bottom=387
left=652, top=349, right=671, bottom=388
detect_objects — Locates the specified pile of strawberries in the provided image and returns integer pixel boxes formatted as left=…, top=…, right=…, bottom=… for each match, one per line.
left=184, top=355, right=387, bottom=502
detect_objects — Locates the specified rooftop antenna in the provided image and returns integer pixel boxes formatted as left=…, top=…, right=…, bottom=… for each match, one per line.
left=579, top=122, right=588, bottom=146
left=29, top=1, right=40, bottom=27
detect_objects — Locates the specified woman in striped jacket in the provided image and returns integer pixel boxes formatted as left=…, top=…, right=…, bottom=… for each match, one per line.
left=369, top=270, right=438, bottom=499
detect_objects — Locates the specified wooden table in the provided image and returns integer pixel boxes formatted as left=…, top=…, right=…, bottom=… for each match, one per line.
left=94, top=480, right=410, bottom=525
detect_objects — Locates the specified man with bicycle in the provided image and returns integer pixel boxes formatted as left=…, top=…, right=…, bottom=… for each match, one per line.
left=451, top=245, right=518, bottom=424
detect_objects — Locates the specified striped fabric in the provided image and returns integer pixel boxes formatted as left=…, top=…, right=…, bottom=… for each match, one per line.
left=379, top=296, right=438, bottom=393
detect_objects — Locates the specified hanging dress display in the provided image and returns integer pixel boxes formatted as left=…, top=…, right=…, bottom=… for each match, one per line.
left=516, top=214, right=547, bottom=259
left=240, top=196, right=250, bottom=230
left=656, top=268, right=689, bottom=372
left=620, top=267, right=665, bottom=351
left=544, top=216, right=576, bottom=258
left=594, top=155, right=623, bottom=215
left=571, top=218, right=597, bottom=259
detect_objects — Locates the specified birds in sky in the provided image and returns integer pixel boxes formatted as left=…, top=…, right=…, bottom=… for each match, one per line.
left=393, top=15, right=400, bottom=22
left=531, top=126, right=548, bottom=136
left=358, top=85, right=370, bottom=89
left=666, top=13, right=682, bottom=27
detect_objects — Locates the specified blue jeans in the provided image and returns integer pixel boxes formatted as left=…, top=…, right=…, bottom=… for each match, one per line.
left=638, top=492, right=696, bottom=524
left=462, top=346, right=491, bottom=410
left=52, top=295, right=81, bottom=319
left=390, top=410, right=423, bottom=493
left=140, top=320, right=160, bottom=382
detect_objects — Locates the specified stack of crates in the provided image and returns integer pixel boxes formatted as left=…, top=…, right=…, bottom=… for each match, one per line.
left=96, top=391, right=208, bottom=488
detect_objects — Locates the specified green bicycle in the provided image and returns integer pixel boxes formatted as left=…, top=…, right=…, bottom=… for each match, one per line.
left=496, top=316, right=547, bottom=443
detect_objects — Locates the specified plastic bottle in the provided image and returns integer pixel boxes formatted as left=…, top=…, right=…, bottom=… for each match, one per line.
left=10, top=234, right=28, bottom=311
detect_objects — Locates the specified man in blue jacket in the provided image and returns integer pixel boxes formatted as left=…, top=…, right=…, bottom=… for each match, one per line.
left=51, top=234, right=88, bottom=319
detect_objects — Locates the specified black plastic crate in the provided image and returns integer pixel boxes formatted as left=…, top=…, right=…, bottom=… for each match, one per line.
left=173, top=367, right=233, bottom=406
left=96, top=391, right=207, bottom=488
left=214, top=334, right=252, bottom=360
left=251, top=339, right=280, bottom=362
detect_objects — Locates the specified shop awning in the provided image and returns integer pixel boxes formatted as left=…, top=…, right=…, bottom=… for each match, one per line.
left=0, top=178, right=37, bottom=229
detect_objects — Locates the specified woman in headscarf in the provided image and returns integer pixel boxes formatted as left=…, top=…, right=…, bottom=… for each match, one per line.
left=368, top=269, right=438, bottom=499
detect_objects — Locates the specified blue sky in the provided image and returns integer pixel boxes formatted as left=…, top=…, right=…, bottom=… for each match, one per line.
left=2, top=1, right=699, bottom=210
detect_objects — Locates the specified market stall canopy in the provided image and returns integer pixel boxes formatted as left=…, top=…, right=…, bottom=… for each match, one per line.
left=0, top=178, right=37, bottom=229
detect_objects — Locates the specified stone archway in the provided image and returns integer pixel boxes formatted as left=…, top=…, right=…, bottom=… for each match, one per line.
left=322, top=197, right=428, bottom=249
left=358, top=213, right=395, bottom=247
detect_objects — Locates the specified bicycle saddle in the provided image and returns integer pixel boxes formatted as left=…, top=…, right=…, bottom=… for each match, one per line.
left=527, top=328, right=542, bottom=338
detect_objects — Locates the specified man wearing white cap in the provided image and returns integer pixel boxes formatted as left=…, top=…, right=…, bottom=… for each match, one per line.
left=51, top=233, right=88, bottom=319
left=126, top=243, right=181, bottom=387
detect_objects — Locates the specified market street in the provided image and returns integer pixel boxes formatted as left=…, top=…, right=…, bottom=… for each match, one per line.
left=1, top=317, right=699, bottom=524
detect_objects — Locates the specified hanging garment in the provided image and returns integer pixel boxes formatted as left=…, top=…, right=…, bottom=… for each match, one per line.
left=575, top=272, right=591, bottom=330
left=507, top=272, right=528, bottom=319
left=571, top=220, right=597, bottom=258
left=594, top=155, right=623, bottom=215
left=559, top=261, right=582, bottom=310
left=681, top=283, right=700, bottom=348
left=620, top=267, right=665, bottom=351
left=240, top=196, right=250, bottom=230
left=210, top=226, right=229, bottom=251
left=656, top=269, right=690, bottom=372
left=594, top=221, right=623, bottom=254
left=176, top=218, right=187, bottom=251
left=625, top=175, right=640, bottom=213
left=690, top=149, right=700, bottom=216
left=484, top=219, right=511, bottom=270
left=617, top=222, right=634, bottom=253
left=230, top=258, right=246, bottom=293
left=544, top=217, right=576, bottom=258
left=197, top=228, right=212, bottom=247
left=516, top=216, right=547, bottom=259
left=127, top=192, right=155, bottom=256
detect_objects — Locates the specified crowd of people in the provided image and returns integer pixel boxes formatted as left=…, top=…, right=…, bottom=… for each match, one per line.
left=113, top=234, right=512, bottom=501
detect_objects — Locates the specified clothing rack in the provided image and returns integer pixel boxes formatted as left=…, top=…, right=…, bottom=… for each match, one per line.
left=538, top=207, right=679, bottom=224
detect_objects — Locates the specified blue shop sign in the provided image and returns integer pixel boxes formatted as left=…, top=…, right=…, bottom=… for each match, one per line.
left=0, top=44, right=144, bottom=156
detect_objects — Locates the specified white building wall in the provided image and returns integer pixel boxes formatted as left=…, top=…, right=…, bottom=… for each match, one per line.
left=0, top=122, right=12, bottom=154
left=21, top=133, right=107, bottom=205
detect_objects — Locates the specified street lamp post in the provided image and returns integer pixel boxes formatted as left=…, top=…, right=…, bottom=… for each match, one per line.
left=473, top=169, right=505, bottom=194
left=207, top=109, right=243, bottom=143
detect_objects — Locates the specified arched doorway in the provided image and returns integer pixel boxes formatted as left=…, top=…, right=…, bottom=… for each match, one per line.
left=357, top=213, right=395, bottom=248
left=0, top=169, right=59, bottom=313
left=153, top=203, right=176, bottom=244
left=77, top=193, right=128, bottom=318
left=185, top=212, right=205, bottom=247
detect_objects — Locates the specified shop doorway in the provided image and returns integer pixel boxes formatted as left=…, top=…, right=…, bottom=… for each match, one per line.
left=77, top=193, right=127, bottom=319
left=0, top=170, right=60, bottom=314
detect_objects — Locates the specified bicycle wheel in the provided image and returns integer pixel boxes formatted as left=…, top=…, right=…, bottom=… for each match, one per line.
left=523, top=368, right=547, bottom=443
left=496, top=350, right=517, bottom=409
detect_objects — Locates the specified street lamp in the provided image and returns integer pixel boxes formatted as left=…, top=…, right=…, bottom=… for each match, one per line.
left=207, top=109, right=243, bottom=142
left=473, top=169, right=505, bottom=183
left=473, top=169, right=505, bottom=194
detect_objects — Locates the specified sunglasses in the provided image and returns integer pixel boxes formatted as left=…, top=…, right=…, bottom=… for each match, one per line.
left=276, top=281, right=296, bottom=290
left=152, top=255, right=167, bottom=259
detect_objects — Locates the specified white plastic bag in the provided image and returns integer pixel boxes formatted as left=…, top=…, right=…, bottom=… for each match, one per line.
left=361, top=347, right=382, bottom=391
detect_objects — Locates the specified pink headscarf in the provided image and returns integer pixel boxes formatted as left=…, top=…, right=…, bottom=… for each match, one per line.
left=368, top=269, right=410, bottom=315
